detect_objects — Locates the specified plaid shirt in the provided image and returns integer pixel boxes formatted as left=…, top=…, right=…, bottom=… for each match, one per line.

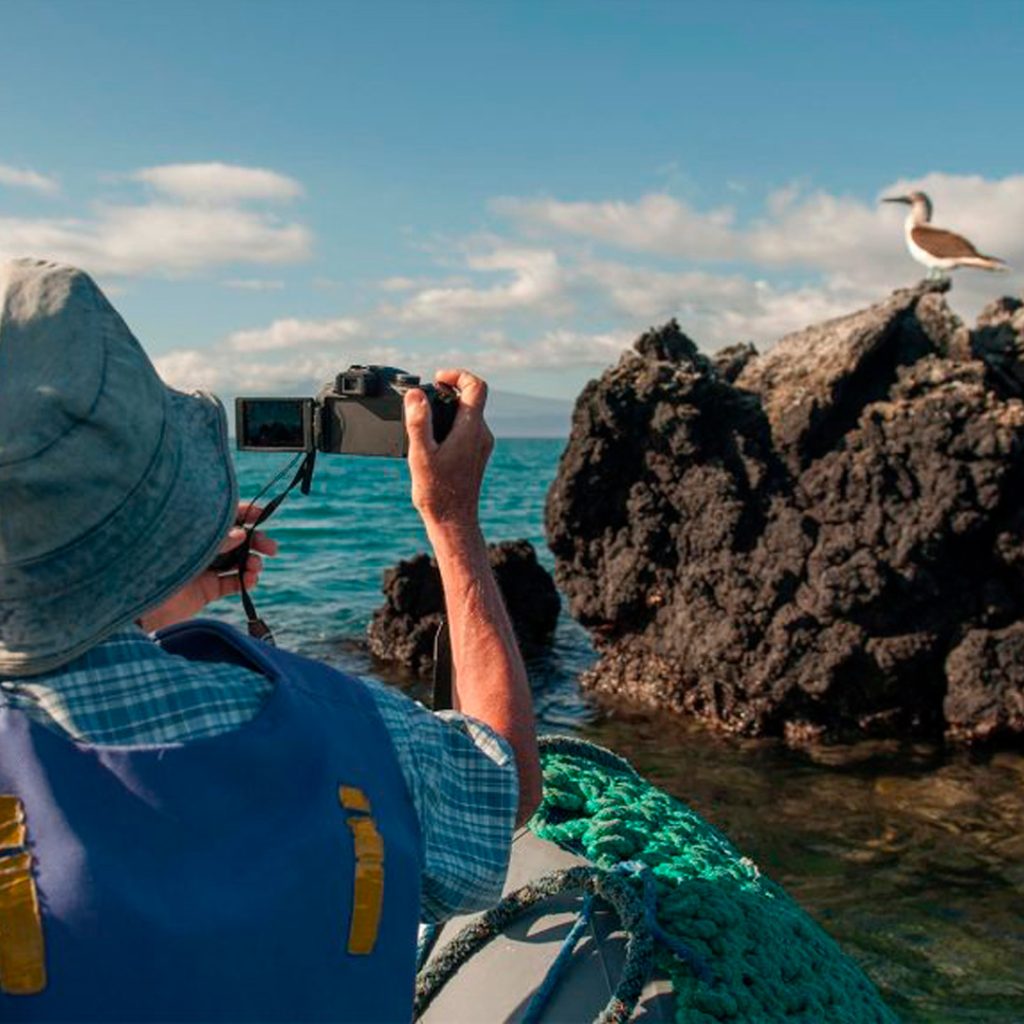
left=0, top=625, right=517, bottom=923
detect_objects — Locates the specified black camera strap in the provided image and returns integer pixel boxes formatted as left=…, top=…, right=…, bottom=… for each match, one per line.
left=432, top=618, right=454, bottom=711
left=220, top=450, right=316, bottom=643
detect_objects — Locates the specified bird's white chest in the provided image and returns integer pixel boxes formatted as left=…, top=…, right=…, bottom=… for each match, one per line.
left=904, top=219, right=954, bottom=270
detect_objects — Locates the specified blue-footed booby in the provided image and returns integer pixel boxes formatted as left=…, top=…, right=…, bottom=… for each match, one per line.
left=883, top=191, right=1007, bottom=279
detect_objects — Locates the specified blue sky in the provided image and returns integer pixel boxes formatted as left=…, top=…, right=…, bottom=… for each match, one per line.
left=2, top=0, right=1022, bottom=399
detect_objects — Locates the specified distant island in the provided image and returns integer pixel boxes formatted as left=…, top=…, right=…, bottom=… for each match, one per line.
left=483, top=390, right=572, bottom=438
left=223, top=388, right=572, bottom=440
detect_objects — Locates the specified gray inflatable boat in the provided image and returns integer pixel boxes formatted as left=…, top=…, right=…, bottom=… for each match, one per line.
left=417, top=829, right=674, bottom=1023
left=415, top=736, right=900, bottom=1023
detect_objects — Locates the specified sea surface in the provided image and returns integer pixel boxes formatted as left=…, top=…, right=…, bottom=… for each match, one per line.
left=227, top=440, right=1024, bottom=1024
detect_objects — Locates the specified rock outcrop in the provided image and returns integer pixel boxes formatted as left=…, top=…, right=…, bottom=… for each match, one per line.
left=545, top=281, right=1024, bottom=745
left=368, top=539, right=561, bottom=676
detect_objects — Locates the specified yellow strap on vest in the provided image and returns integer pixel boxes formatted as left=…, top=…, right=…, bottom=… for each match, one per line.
left=338, top=786, right=384, bottom=956
left=338, top=786, right=371, bottom=813
left=0, top=796, right=46, bottom=995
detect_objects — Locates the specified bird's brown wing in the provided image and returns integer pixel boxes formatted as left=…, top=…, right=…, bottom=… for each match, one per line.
left=911, top=225, right=981, bottom=259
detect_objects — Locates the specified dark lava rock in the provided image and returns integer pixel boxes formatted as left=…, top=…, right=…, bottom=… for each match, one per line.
left=545, top=282, right=1024, bottom=745
left=967, top=295, right=1024, bottom=397
left=711, top=342, right=759, bottom=383
left=367, top=553, right=445, bottom=677
left=945, top=623, right=1024, bottom=743
left=368, top=539, right=561, bottom=676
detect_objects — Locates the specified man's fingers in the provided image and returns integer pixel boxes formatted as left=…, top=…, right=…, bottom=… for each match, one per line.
left=435, top=368, right=488, bottom=412
left=404, top=388, right=438, bottom=459
left=435, top=368, right=491, bottom=436
left=249, top=530, right=278, bottom=556
left=219, top=500, right=268, bottom=553
left=204, top=552, right=264, bottom=598
left=218, top=526, right=248, bottom=554
left=218, top=524, right=277, bottom=558
left=213, top=575, right=244, bottom=600
left=236, top=502, right=265, bottom=525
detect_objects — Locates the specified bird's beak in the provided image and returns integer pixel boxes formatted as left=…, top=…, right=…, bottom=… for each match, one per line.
left=882, top=196, right=912, bottom=205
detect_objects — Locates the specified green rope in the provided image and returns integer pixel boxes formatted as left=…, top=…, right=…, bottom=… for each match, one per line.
left=530, top=736, right=899, bottom=1023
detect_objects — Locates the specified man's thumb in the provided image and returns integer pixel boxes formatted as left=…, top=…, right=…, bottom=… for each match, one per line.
left=403, top=389, right=436, bottom=455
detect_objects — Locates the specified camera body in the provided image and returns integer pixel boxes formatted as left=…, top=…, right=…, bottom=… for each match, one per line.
left=235, top=365, right=458, bottom=457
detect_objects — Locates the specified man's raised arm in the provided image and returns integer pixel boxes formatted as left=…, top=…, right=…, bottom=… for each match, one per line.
left=403, top=369, right=542, bottom=825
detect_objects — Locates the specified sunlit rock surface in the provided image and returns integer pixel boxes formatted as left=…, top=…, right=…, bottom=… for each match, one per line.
left=546, top=282, right=1024, bottom=744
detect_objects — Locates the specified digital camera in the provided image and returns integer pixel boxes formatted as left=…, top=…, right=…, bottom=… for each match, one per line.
left=235, top=365, right=458, bottom=458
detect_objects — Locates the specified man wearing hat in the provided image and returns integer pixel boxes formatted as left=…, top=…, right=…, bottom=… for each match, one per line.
left=0, top=258, right=540, bottom=1020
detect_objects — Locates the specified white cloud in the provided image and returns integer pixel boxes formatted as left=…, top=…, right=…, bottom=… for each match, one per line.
left=496, top=188, right=892, bottom=273
left=133, top=162, right=302, bottom=204
left=456, top=329, right=632, bottom=370
left=576, top=259, right=873, bottom=347
left=0, top=162, right=313, bottom=277
left=747, top=190, right=894, bottom=272
left=495, top=174, right=1024, bottom=338
left=378, top=274, right=470, bottom=293
left=222, top=278, right=286, bottom=291
left=762, top=174, right=1024, bottom=314
left=155, top=327, right=631, bottom=398
left=0, top=204, right=311, bottom=277
left=494, top=193, right=737, bottom=259
left=494, top=177, right=1024, bottom=276
left=225, top=315, right=364, bottom=353
left=391, top=247, right=567, bottom=327
left=156, top=345, right=406, bottom=395
left=155, top=349, right=227, bottom=392
left=711, top=282, right=869, bottom=345
left=150, top=171, right=1024, bottom=399
left=0, top=164, right=60, bottom=196
left=378, top=276, right=420, bottom=292
left=580, top=260, right=752, bottom=319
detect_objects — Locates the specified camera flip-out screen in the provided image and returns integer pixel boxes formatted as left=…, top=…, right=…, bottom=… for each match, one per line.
left=236, top=398, right=314, bottom=452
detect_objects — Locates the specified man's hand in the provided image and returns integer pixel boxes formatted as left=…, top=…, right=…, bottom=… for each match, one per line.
left=404, top=369, right=494, bottom=528
left=404, top=370, right=542, bottom=825
left=137, top=503, right=278, bottom=633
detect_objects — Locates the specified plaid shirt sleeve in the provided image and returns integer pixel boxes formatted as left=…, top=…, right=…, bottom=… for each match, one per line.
left=361, top=679, right=518, bottom=923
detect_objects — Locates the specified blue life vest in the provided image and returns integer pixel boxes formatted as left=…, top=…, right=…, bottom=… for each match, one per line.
left=0, top=619, right=423, bottom=1022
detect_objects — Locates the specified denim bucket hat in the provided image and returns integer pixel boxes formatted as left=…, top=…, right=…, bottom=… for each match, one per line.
left=0, top=258, right=239, bottom=676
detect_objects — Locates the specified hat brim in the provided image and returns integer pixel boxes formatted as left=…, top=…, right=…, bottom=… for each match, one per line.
left=0, top=389, right=239, bottom=676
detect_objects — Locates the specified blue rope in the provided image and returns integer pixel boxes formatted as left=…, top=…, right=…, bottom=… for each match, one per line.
left=511, top=862, right=711, bottom=1024
left=415, top=866, right=654, bottom=1024
left=613, top=861, right=713, bottom=985
left=520, top=892, right=597, bottom=1024
left=417, top=922, right=442, bottom=972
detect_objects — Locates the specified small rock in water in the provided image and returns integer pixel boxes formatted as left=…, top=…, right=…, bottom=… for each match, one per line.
left=546, top=281, right=1024, bottom=745
left=368, top=539, right=560, bottom=676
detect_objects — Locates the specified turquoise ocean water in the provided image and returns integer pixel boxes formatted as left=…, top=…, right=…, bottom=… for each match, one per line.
left=224, top=440, right=1023, bottom=1024
left=228, top=440, right=594, bottom=725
